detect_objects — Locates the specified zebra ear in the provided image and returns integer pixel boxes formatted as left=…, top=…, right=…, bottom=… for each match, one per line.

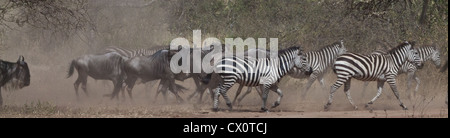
left=432, top=43, right=439, bottom=50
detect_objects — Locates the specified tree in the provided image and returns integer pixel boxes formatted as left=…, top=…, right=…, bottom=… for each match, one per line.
left=0, top=0, right=92, bottom=32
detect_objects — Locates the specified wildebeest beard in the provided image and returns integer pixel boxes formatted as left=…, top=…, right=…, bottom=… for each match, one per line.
left=2, top=77, right=25, bottom=91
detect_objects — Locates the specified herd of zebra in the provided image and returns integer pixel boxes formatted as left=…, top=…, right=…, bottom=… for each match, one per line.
left=61, top=40, right=445, bottom=112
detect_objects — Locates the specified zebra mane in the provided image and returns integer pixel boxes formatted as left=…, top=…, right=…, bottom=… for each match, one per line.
left=387, top=42, right=413, bottom=54
left=278, top=46, right=301, bottom=55
left=315, top=41, right=342, bottom=52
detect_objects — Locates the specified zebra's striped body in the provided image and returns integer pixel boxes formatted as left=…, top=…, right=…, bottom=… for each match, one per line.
left=288, top=40, right=347, bottom=98
left=104, top=46, right=167, bottom=59
left=230, top=41, right=346, bottom=104
left=362, top=46, right=441, bottom=98
left=324, top=42, right=422, bottom=110
left=213, top=46, right=310, bottom=111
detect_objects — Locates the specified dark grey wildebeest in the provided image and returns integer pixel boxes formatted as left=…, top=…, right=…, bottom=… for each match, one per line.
left=67, top=52, right=126, bottom=99
left=0, top=56, right=31, bottom=105
left=123, top=49, right=188, bottom=103
left=103, top=46, right=188, bottom=100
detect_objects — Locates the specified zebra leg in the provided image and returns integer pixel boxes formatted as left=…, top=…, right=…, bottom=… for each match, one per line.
left=387, top=78, right=408, bottom=110
left=301, top=72, right=318, bottom=99
left=260, top=85, right=270, bottom=111
left=318, top=73, right=326, bottom=89
left=220, top=89, right=232, bottom=110
left=413, top=74, right=420, bottom=97
left=270, top=86, right=283, bottom=108
left=366, top=80, right=385, bottom=109
left=343, top=79, right=358, bottom=110
left=406, top=72, right=414, bottom=99
left=361, top=82, right=370, bottom=98
left=213, top=86, right=221, bottom=112
left=232, top=85, right=245, bottom=105
left=237, top=87, right=254, bottom=105
left=324, top=76, right=347, bottom=111
left=213, top=83, right=233, bottom=111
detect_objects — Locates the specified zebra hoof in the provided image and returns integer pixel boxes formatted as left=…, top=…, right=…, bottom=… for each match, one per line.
left=226, top=103, right=233, bottom=110
left=271, top=102, right=280, bottom=108
left=261, top=107, right=268, bottom=112
left=400, top=104, right=408, bottom=110
left=212, top=108, right=220, bottom=112
left=324, top=105, right=330, bottom=111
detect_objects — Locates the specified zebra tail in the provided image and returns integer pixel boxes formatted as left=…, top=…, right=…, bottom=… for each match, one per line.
left=67, top=60, right=76, bottom=78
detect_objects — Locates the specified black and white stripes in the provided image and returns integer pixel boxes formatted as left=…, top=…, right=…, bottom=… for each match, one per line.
left=288, top=40, right=347, bottom=98
left=104, top=46, right=167, bottom=59
left=324, top=41, right=423, bottom=110
left=212, top=46, right=310, bottom=111
left=362, top=45, right=441, bottom=98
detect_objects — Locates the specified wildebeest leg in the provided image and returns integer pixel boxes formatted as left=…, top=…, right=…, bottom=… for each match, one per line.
left=124, top=76, right=137, bottom=100
left=195, top=85, right=208, bottom=104
left=155, top=81, right=168, bottom=103
left=109, top=78, right=124, bottom=100
left=168, top=80, right=184, bottom=103
left=74, top=73, right=88, bottom=99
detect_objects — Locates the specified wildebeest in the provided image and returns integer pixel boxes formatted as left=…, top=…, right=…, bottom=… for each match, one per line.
left=0, top=56, right=31, bottom=105
left=67, top=52, right=126, bottom=99
left=123, top=49, right=188, bottom=103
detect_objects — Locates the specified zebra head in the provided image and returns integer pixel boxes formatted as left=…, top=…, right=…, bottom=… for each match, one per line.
left=337, top=40, right=347, bottom=55
left=404, top=42, right=423, bottom=68
left=293, top=48, right=312, bottom=73
left=430, top=44, right=441, bottom=68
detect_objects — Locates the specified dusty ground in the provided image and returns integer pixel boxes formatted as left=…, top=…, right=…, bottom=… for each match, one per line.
left=0, top=37, right=448, bottom=118
left=0, top=61, right=447, bottom=118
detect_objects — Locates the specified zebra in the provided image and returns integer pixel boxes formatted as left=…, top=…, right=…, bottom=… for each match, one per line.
left=324, top=41, right=423, bottom=111
left=285, top=40, right=347, bottom=99
left=361, top=45, right=441, bottom=99
left=212, top=46, right=311, bottom=111
left=230, top=40, right=346, bottom=104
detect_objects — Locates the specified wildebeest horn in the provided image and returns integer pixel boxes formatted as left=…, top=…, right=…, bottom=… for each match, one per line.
left=18, top=55, right=24, bottom=62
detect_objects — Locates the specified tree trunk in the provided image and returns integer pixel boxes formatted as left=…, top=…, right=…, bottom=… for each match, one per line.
left=419, top=0, right=429, bottom=25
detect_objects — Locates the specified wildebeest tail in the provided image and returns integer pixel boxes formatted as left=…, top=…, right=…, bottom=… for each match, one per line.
left=67, top=60, right=76, bottom=78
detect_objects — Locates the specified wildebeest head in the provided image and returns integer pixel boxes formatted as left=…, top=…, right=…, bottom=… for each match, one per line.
left=2, top=56, right=31, bottom=90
